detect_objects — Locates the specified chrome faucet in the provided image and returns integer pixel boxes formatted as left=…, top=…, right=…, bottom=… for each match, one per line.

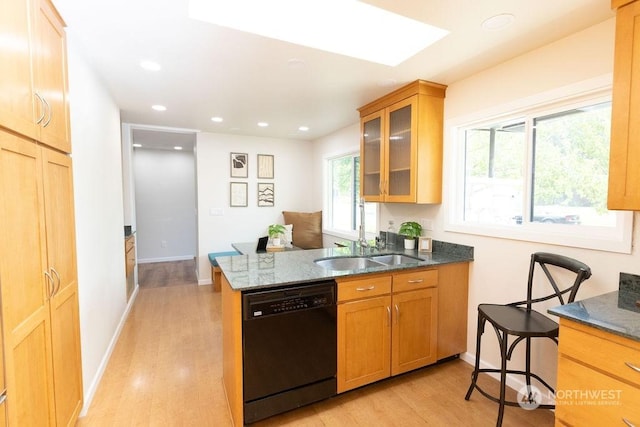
left=358, top=198, right=368, bottom=250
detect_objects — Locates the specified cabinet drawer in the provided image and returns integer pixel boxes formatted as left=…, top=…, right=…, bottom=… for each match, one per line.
left=338, top=275, right=391, bottom=302
left=559, top=321, right=640, bottom=388
left=556, top=355, right=640, bottom=426
left=393, top=269, right=438, bottom=293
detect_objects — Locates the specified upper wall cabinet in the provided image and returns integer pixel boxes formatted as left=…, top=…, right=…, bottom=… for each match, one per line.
left=358, top=80, right=446, bottom=204
left=0, top=0, right=71, bottom=153
left=608, top=0, right=640, bottom=210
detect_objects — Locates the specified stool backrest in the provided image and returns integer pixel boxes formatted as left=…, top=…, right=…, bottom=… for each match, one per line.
left=514, top=252, right=592, bottom=310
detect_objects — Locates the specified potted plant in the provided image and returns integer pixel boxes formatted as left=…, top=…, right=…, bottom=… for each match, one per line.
left=398, top=221, right=422, bottom=250
left=268, top=224, right=286, bottom=246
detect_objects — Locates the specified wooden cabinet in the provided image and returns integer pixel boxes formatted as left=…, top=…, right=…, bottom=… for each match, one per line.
left=337, top=275, right=391, bottom=392
left=608, top=0, right=640, bottom=210
left=391, top=269, right=438, bottom=376
left=33, top=0, right=70, bottom=152
left=337, top=269, right=438, bottom=393
left=0, top=398, right=6, bottom=427
left=125, top=235, right=136, bottom=301
left=0, top=286, right=5, bottom=427
left=0, top=0, right=37, bottom=140
left=436, top=262, right=469, bottom=359
left=0, top=0, right=70, bottom=153
left=43, top=147, right=83, bottom=426
left=358, top=80, right=446, bottom=204
left=0, top=130, right=82, bottom=426
left=555, top=318, right=640, bottom=426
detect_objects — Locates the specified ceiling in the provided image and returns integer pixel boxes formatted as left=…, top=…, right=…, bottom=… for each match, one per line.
left=53, top=0, right=614, bottom=147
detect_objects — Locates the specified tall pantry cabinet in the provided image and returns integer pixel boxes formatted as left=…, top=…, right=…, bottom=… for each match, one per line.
left=0, top=0, right=83, bottom=425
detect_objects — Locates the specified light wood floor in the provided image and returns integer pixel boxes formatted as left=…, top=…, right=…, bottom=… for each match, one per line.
left=78, top=261, right=555, bottom=426
left=138, top=260, right=198, bottom=288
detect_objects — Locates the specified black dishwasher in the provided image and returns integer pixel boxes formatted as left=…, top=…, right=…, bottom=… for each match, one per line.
left=242, top=280, right=337, bottom=424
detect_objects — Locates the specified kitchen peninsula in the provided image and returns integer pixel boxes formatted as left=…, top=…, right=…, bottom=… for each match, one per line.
left=218, top=241, right=473, bottom=425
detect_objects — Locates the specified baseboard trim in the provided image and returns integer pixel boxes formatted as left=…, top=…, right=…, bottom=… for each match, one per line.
left=138, top=255, right=194, bottom=264
left=79, top=284, right=139, bottom=417
left=460, top=351, right=555, bottom=405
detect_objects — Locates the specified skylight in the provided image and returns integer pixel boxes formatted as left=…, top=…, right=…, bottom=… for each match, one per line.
left=187, top=0, right=449, bottom=66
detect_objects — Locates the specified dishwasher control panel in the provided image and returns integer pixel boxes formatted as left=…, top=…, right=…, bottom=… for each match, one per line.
left=242, top=281, right=336, bottom=319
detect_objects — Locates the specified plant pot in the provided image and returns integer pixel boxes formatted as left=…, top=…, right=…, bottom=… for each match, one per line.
left=271, top=237, right=281, bottom=246
left=404, top=238, right=416, bottom=250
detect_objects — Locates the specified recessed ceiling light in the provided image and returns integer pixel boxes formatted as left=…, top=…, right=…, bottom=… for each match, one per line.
left=188, top=0, right=449, bottom=66
left=174, top=146, right=183, bottom=150
left=152, top=105, right=167, bottom=111
left=133, top=143, right=142, bottom=148
left=140, top=60, right=161, bottom=71
left=211, top=116, right=224, bottom=122
left=481, top=13, right=515, bottom=31
left=298, top=126, right=309, bottom=132
left=257, top=122, right=269, bottom=127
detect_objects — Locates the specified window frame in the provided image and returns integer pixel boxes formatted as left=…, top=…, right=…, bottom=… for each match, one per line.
left=323, top=150, right=378, bottom=240
left=445, top=81, right=633, bottom=254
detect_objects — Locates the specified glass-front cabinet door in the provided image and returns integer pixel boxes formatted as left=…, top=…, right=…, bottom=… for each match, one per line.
left=361, top=111, right=385, bottom=202
left=386, top=97, right=416, bottom=202
left=358, top=80, right=446, bottom=204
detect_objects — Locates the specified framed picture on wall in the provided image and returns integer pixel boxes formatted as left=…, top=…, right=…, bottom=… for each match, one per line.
left=230, top=152, right=248, bottom=178
left=257, top=154, right=274, bottom=179
left=257, top=183, right=274, bottom=207
left=230, top=182, right=248, bottom=207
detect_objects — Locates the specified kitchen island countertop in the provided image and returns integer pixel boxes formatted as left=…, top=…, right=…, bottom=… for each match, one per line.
left=217, top=240, right=473, bottom=291
left=549, top=289, right=640, bottom=343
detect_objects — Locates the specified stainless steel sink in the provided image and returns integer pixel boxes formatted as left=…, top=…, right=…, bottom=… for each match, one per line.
left=369, top=254, right=424, bottom=265
left=314, top=256, right=385, bottom=271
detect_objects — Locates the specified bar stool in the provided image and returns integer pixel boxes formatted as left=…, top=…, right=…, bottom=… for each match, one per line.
left=465, top=252, right=592, bottom=426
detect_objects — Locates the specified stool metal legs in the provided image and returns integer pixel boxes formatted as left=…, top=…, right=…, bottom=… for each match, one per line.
left=465, top=309, right=556, bottom=427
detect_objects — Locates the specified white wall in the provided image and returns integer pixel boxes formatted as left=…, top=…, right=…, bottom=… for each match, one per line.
left=313, top=18, right=640, bottom=392
left=443, top=18, right=640, bottom=390
left=65, top=36, right=129, bottom=414
left=134, top=148, right=197, bottom=262
left=196, top=132, right=314, bottom=282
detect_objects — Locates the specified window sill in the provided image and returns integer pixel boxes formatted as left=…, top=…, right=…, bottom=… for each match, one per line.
left=444, top=217, right=633, bottom=254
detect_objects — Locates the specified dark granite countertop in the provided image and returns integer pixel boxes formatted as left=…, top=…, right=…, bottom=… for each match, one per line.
left=217, top=240, right=473, bottom=291
left=549, top=289, right=640, bottom=343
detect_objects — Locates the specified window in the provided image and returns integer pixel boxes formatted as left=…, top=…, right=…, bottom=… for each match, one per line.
left=448, top=91, right=632, bottom=253
left=325, top=153, right=377, bottom=238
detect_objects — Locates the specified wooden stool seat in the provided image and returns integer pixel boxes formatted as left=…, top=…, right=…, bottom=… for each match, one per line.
left=208, top=251, right=240, bottom=291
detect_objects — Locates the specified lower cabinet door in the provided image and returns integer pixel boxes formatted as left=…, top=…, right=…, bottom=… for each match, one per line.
left=391, top=288, right=438, bottom=376
left=337, top=295, right=391, bottom=393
